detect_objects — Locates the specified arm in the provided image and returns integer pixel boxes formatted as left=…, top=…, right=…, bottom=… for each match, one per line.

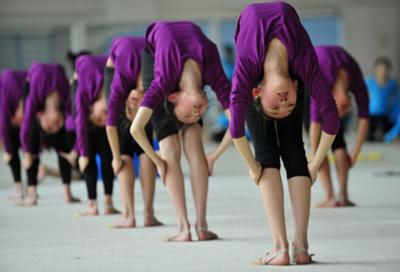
left=206, top=110, right=232, bottom=175
left=232, top=136, right=262, bottom=184
left=207, top=45, right=231, bottom=110
left=75, top=84, right=90, bottom=172
left=130, top=107, right=166, bottom=179
left=350, top=118, right=369, bottom=167
left=106, top=126, right=124, bottom=174
left=309, top=121, right=322, bottom=158
left=0, top=96, right=13, bottom=157
left=20, top=90, right=39, bottom=168
left=308, top=131, right=336, bottom=183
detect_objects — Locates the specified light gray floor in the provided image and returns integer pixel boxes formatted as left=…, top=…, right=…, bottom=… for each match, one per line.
left=0, top=142, right=400, bottom=272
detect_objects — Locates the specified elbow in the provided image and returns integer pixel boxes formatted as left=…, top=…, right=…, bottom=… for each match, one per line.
left=130, top=122, right=140, bottom=139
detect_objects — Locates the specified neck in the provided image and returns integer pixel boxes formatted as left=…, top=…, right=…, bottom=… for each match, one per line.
left=263, top=39, right=290, bottom=85
left=376, top=76, right=388, bottom=86
left=180, top=60, right=202, bottom=93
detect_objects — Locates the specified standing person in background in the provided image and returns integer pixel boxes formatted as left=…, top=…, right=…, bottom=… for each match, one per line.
left=0, top=69, right=27, bottom=204
left=310, top=46, right=369, bottom=208
left=131, top=21, right=232, bottom=242
left=366, top=57, right=398, bottom=142
left=230, top=2, right=340, bottom=265
left=74, top=55, right=119, bottom=216
left=20, top=62, right=80, bottom=205
left=105, top=36, right=162, bottom=228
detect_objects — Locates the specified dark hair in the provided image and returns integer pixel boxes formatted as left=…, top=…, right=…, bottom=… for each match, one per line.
left=66, top=49, right=93, bottom=71
left=252, top=83, right=304, bottom=122
left=374, top=56, right=391, bottom=69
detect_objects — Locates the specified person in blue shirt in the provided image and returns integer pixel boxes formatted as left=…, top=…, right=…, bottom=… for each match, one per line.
left=366, top=57, right=399, bottom=142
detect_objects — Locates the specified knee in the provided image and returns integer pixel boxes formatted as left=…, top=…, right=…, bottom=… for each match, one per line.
left=160, top=140, right=181, bottom=162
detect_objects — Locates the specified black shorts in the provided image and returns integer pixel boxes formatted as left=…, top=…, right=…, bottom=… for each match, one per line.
left=246, top=89, right=310, bottom=180
left=331, top=121, right=347, bottom=152
left=141, top=47, right=202, bottom=142
left=118, top=116, right=152, bottom=157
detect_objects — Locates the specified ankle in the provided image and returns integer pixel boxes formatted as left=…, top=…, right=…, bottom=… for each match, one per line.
left=195, top=220, right=207, bottom=230
left=104, top=195, right=113, bottom=206
left=273, top=239, right=289, bottom=251
left=338, top=192, right=348, bottom=200
left=144, top=209, right=154, bottom=219
left=27, top=186, right=37, bottom=197
left=88, top=200, right=98, bottom=208
left=292, top=240, right=308, bottom=250
left=179, top=222, right=190, bottom=232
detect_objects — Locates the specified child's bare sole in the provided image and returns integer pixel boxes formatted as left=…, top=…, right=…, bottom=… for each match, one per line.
left=144, top=216, right=163, bottom=227
left=196, top=228, right=218, bottom=241
left=104, top=206, right=121, bottom=215
left=79, top=208, right=99, bottom=216
left=338, top=198, right=356, bottom=207
left=314, top=198, right=338, bottom=208
left=254, top=249, right=290, bottom=266
left=162, top=231, right=192, bottom=242
left=110, top=217, right=136, bottom=228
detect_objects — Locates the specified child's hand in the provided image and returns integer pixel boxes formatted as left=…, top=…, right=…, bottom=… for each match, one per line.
left=111, top=157, right=124, bottom=175
left=307, top=162, right=318, bottom=185
left=156, top=158, right=167, bottom=185
left=23, top=153, right=33, bottom=169
left=205, top=154, right=216, bottom=177
left=3, top=152, right=12, bottom=164
left=79, top=156, right=90, bottom=173
left=249, top=163, right=262, bottom=185
left=59, top=151, right=78, bottom=166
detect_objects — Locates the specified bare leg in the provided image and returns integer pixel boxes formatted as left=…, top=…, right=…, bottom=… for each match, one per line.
left=159, top=135, right=191, bottom=241
left=314, top=157, right=337, bottom=208
left=104, top=195, right=120, bottom=215
left=139, top=153, right=162, bottom=227
left=333, top=149, right=354, bottom=206
left=113, top=155, right=136, bottom=228
left=12, top=182, right=24, bottom=205
left=63, top=184, right=80, bottom=203
left=182, top=124, right=216, bottom=240
left=257, top=168, right=290, bottom=265
left=288, top=176, right=312, bottom=264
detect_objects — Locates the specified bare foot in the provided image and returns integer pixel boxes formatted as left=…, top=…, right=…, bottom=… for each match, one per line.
left=65, top=195, right=81, bottom=204
left=111, top=216, right=136, bottom=228
left=338, top=198, right=356, bottom=207
left=144, top=216, right=163, bottom=227
left=196, top=228, right=218, bottom=241
left=79, top=206, right=99, bottom=216
left=104, top=206, right=121, bottom=215
left=254, top=249, right=290, bottom=266
left=24, top=195, right=38, bottom=206
left=14, top=194, right=24, bottom=205
left=9, top=191, right=24, bottom=205
left=162, top=231, right=192, bottom=242
left=314, top=198, right=338, bottom=208
left=292, top=246, right=313, bottom=265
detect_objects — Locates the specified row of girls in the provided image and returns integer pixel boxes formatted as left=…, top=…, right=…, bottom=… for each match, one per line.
left=0, top=2, right=369, bottom=265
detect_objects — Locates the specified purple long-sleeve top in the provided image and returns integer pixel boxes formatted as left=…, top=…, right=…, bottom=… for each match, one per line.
left=310, top=45, right=370, bottom=123
left=140, top=21, right=231, bottom=111
left=20, top=62, right=70, bottom=153
left=106, top=37, right=146, bottom=126
left=75, top=55, right=107, bottom=156
left=0, top=69, right=27, bottom=153
left=230, top=2, right=340, bottom=138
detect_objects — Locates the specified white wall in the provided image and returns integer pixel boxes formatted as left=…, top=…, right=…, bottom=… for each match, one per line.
left=0, top=0, right=399, bottom=79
